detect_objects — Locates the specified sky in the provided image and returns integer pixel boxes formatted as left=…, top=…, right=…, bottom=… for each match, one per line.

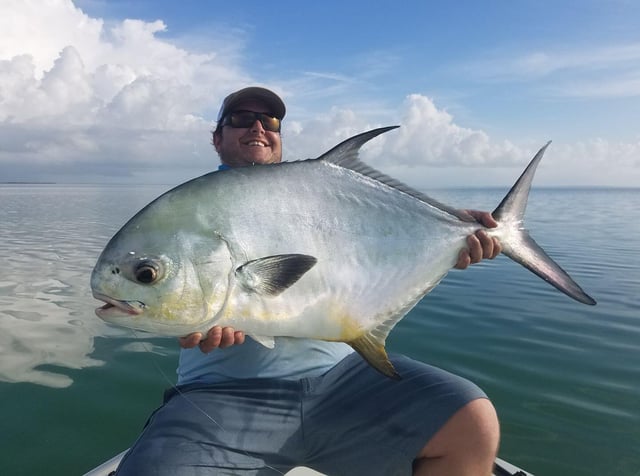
left=1, top=0, right=639, bottom=188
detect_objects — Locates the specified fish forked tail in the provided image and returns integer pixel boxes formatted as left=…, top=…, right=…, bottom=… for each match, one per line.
left=492, top=142, right=596, bottom=306
left=328, top=131, right=595, bottom=380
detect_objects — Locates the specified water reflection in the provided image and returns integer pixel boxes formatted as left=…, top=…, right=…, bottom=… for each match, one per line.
left=0, top=275, right=103, bottom=387
left=0, top=184, right=167, bottom=387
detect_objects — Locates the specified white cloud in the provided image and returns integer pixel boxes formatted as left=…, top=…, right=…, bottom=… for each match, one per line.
left=284, top=95, right=529, bottom=179
left=0, top=0, right=638, bottom=187
left=551, top=72, right=640, bottom=98
left=465, top=43, right=640, bottom=80
left=0, top=0, right=104, bottom=78
left=458, top=42, right=640, bottom=99
left=518, top=43, right=640, bottom=78
left=283, top=94, right=640, bottom=188
left=0, top=0, right=251, bottom=182
left=388, top=95, right=525, bottom=167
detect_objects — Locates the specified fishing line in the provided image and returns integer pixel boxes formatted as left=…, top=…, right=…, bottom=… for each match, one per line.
left=131, top=331, right=224, bottom=431
left=132, top=330, right=287, bottom=475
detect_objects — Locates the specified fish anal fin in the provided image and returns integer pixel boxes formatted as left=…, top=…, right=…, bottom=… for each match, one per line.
left=349, top=332, right=401, bottom=380
left=236, top=254, right=317, bottom=296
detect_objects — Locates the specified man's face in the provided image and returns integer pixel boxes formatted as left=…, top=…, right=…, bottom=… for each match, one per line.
left=213, top=99, right=283, bottom=167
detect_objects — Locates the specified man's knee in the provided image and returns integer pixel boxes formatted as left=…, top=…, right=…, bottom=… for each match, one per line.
left=420, top=398, right=500, bottom=459
left=462, top=398, right=500, bottom=454
left=413, top=399, right=499, bottom=475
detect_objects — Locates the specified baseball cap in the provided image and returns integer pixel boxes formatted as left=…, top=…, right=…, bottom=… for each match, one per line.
left=216, top=87, right=286, bottom=123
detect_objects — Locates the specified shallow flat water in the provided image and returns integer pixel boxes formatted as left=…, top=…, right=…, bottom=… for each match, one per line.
left=1, top=184, right=638, bottom=475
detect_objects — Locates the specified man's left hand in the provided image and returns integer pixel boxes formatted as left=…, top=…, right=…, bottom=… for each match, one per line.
left=455, top=210, right=502, bottom=269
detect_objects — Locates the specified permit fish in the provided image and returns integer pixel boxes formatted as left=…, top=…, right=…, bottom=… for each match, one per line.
left=91, top=126, right=596, bottom=379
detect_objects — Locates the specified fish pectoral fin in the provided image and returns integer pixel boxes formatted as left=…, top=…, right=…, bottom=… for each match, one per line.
left=349, top=333, right=401, bottom=380
left=250, top=335, right=275, bottom=348
left=235, top=254, right=317, bottom=296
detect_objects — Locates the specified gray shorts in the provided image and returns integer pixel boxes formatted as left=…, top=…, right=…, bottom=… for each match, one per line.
left=115, top=353, right=486, bottom=476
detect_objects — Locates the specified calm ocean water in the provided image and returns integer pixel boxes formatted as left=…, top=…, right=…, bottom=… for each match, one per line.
left=0, top=184, right=638, bottom=476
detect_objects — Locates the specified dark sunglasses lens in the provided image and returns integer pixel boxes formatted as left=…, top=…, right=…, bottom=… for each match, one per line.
left=229, top=112, right=280, bottom=132
left=229, top=112, right=256, bottom=128
left=259, top=115, right=281, bottom=132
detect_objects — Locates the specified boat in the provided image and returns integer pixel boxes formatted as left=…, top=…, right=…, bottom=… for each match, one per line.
left=84, top=450, right=532, bottom=475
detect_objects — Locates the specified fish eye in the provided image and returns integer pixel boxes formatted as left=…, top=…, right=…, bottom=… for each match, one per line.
left=134, top=261, right=161, bottom=284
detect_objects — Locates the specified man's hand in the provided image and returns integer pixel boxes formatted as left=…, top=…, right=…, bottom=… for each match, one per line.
left=179, top=326, right=245, bottom=353
left=455, top=210, right=502, bottom=270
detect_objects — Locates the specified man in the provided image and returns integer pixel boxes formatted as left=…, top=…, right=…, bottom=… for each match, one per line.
left=116, top=87, right=501, bottom=476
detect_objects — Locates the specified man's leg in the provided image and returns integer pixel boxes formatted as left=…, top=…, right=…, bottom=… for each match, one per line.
left=413, top=398, right=500, bottom=476
left=115, top=381, right=304, bottom=476
left=301, top=353, right=493, bottom=476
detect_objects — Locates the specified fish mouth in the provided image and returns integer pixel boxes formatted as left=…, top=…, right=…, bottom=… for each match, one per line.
left=93, top=292, right=146, bottom=318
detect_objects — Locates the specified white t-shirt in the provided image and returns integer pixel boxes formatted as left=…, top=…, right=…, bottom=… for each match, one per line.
left=177, top=337, right=353, bottom=385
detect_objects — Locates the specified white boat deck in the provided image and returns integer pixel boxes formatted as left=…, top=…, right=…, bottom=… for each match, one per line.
left=84, top=450, right=533, bottom=475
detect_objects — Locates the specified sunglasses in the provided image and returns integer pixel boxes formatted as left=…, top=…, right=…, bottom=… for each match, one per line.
left=221, top=110, right=282, bottom=132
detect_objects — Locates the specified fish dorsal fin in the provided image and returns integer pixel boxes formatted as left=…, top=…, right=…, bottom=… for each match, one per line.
left=316, top=127, right=474, bottom=222
left=235, top=254, right=317, bottom=296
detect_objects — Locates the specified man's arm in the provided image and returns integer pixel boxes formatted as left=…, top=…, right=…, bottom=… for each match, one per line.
left=181, top=209, right=502, bottom=351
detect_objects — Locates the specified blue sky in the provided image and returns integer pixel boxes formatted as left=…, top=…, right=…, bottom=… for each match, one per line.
left=1, top=0, right=639, bottom=187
